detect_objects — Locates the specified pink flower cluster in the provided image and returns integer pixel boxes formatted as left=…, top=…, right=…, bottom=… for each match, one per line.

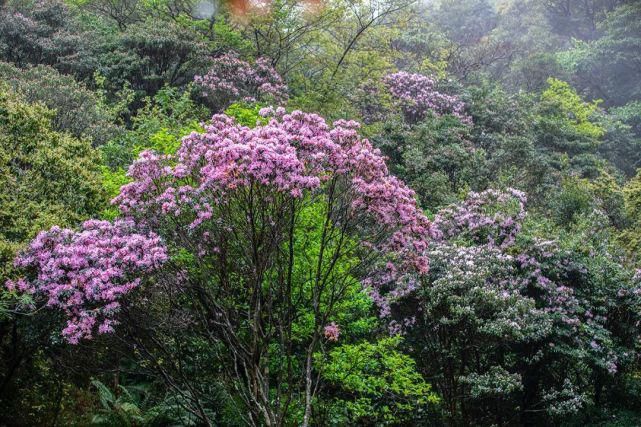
left=433, top=188, right=527, bottom=249
left=430, top=190, right=623, bottom=375
left=9, top=110, right=431, bottom=341
left=323, top=322, right=340, bottom=342
left=194, top=52, right=288, bottom=111
left=8, top=219, right=167, bottom=343
left=383, top=71, right=471, bottom=125
left=114, top=110, right=433, bottom=316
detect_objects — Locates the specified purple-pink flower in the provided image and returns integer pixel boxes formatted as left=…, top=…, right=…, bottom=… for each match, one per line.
left=323, top=322, right=340, bottom=342
left=383, top=71, right=471, bottom=125
left=433, top=188, right=527, bottom=249
left=10, top=110, right=433, bottom=342
left=195, top=52, right=288, bottom=111
left=8, top=219, right=167, bottom=343
left=115, top=111, right=432, bottom=318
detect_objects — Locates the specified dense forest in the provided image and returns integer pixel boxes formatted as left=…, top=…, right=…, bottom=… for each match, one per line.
left=1, top=0, right=641, bottom=425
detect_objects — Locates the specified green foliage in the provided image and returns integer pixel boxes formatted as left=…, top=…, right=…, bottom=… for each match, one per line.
left=0, top=0, right=83, bottom=70
left=532, top=79, right=607, bottom=180
left=0, top=62, right=121, bottom=145
left=101, top=86, right=205, bottom=170
left=114, top=19, right=209, bottom=95
left=428, top=0, right=497, bottom=46
left=90, top=379, right=199, bottom=426
left=0, top=86, right=105, bottom=271
left=100, top=165, right=130, bottom=220
left=286, top=201, right=376, bottom=343
left=610, top=101, right=641, bottom=136
left=620, top=170, right=641, bottom=262
left=461, top=366, right=523, bottom=400
left=208, top=17, right=253, bottom=54
left=624, top=170, right=641, bottom=221
left=374, top=115, right=487, bottom=211
left=317, top=337, right=438, bottom=424
left=589, top=170, right=627, bottom=229
left=557, top=4, right=641, bottom=106
left=0, top=86, right=106, bottom=424
left=541, top=78, right=604, bottom=139
left=224, top=102, right=267, bottom=128
left=549, top=175, right=595, bottom=226
left=597, top=106, right=641, bottom=177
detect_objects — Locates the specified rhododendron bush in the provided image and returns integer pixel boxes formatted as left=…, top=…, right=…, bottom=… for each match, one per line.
left=9, top=109, right=432, bottom=425
left=405, top=189, right=641, bottom=423
left=383, top=72, right=471, bottom=125
left=9, top=220, right=167, bottom=343
left=195, top=52, right=288, bottom=111
left=353, top=72, right=471, bottom=126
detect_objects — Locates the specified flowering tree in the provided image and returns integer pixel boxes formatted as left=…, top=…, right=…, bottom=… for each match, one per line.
left=432, top=188, right=526, bottom=248
left=383, top=71, right=471, bottom=125
left=8, top=220, right=167, bottom=344
left=194, top=52, right=288, bottom=112
left=405, top=188, right=641, bottom=424
left=9, top=109, right=432, bottom=425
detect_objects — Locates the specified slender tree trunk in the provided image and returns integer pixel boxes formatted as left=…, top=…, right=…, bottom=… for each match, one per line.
left=302, top=345, right=315, bottom=427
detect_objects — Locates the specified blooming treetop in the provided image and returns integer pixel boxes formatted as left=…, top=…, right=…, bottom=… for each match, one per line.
left=116, top=109, right=434, bottom=310
left=8, top=219, right=167, bottom=343
left=383, top=71, right=471, bottom=125
left=433, top=188, right=527, bottom=248
left=427, top=188, right=629, bottom=379
left=194, top=52, right=288, bottom=110
left=9, top=109, right=433, bottom=342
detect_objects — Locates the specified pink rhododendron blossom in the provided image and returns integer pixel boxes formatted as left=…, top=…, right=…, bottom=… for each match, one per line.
left=195, top=52, right=288, bottom=111
left=9, top=219, right=167, bottom=343
left=323, top=322, right=340, bottom=341
left=433, top=188, right=526, bottom=249
left=10, top=110, right=431, bottom=342
left=424, top=189, right=624, bottom=377
left=383, top=71, right=471, bottom=125
left=114, top=110, right=433, bottom=319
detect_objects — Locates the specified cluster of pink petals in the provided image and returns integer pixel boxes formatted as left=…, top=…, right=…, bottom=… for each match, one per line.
left=431, top=190, right=622, bottom=374
left=433, top=188, right=527, bottom=249
left=8, top=219, right=167, bottom=343
left=323, top=322, right=340, bottom=342
left=114, top=110, right=433, bottom=316
left=383, top=71, right=471, bottom=125
left=8, top=110, right=431, bottom=341
left=194, top=52, right=288, bottom=110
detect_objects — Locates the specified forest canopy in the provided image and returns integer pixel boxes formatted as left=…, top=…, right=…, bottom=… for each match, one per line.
left=1, top=0, right=641, bottom=425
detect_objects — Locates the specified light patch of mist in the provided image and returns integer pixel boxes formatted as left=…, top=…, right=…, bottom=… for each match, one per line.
left=193, top=0, right=218, bottom=19
left=419, top=0, right=502, bottom=12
